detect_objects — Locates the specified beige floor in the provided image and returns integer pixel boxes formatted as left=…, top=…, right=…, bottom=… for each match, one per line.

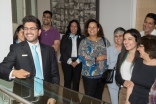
left=58, top=63, right=111, bottom=103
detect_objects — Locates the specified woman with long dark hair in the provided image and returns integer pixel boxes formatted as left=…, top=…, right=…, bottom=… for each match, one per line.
left=115, top=28, right=141, bottom=104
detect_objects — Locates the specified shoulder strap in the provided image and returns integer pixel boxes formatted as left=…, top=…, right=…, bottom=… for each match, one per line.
left=102, top=37, right=106, bottom=47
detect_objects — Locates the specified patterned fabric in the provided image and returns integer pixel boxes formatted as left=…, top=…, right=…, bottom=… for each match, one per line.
left=149, top=79, right=156, bottom=104
left=78, top=37, right=110, bottom=79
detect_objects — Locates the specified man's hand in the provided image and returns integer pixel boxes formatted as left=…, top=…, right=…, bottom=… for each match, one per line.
left=52, top=40, right=60, bottom=52
left=47, top=98, right=56, bottom=104
left=12, top=69, right=30, bottom=78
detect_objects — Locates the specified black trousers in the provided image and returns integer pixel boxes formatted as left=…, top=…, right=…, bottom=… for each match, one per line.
left=61, top=62, right=82, bottom=91
left=61, top=62, right=82, bottom=104
left=81, top=76, right=104, bottom=104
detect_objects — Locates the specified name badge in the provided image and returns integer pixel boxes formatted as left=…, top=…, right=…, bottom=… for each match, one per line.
left=22, top=54, right=28, bottom=57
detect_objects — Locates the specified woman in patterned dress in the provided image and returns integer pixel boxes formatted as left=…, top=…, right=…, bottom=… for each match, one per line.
left=78, top=19, right=110, bottom=103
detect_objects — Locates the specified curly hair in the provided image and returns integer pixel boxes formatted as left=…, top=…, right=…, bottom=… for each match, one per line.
left=84, top=18, right=104, bottom=37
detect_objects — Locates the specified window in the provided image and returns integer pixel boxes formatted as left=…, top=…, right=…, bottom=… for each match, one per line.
left=11, top=0, right=37, bottom=24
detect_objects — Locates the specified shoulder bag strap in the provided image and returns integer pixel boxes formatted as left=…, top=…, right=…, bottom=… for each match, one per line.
left=102, top=37, right=106, bottom=47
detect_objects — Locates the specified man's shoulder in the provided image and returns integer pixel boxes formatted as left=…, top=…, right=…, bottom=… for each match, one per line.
left=140, top=29, right=156, bottom=36
left=140, top=31, right=144, bottom=37
left=40, top=42, right=55, bottom=51
left=50, top=26, right=59, bottom=33
left=152, top=29, right=156, bottom=35
left=140, top=31, right=144, bottom=34
left=11, top=41, right=27, bottom=48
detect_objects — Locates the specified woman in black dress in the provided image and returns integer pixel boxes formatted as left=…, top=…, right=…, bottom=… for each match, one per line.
left=127, top=35, right=156, bottom=104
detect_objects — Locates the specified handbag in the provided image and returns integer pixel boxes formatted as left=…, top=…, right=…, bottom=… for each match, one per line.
left=101, top=67, right=115, bottom=83
left=101, top=37, right=114, bottom=83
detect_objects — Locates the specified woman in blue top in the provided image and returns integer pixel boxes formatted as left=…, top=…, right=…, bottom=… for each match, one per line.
left=13, top=25, right=25, bottom=44
left=107, top=27, right=125, bottom=104
left=78, top=19, right=110, bottom=103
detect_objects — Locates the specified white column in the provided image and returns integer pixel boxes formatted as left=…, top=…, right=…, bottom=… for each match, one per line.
left=0, top=0, right=13, bottom=61
left=130, top=0, right=137, bottom=28
left=0, top=0, right=13, bottom=104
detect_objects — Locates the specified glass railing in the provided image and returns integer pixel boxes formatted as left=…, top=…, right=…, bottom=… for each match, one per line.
left=0, top=85, right=31, bottom=104
left=11, top=78, right=111, bottom=104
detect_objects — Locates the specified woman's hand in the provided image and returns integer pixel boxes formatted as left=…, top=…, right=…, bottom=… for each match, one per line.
left=71, top=61, right=78, bottom=68
left=96, top=54, right=107, bottom=61
left=123, top=80, right=134, bottom=88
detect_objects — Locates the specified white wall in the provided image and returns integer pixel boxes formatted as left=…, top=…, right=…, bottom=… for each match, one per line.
left=0, top=0, right=13, bottom=62
left=99, top=0, right=136, bottom=44
left=0, top=0, right=14, bottom=103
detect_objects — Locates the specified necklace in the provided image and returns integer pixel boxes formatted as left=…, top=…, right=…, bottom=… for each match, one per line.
left=88, top=37, right=98, bottom=42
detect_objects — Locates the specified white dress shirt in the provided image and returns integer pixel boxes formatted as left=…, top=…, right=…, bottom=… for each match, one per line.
left=140, top=29, right=156, bottom=37
left=120, top=60, right=133, bottom=87
left=67, top=34, right=80, bottom=64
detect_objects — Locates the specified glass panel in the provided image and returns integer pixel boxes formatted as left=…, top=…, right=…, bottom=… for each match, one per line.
left=11, top=0, right=17, bottom=23
left=14, top=78, right=111, bottom=104
left=0, top=85, right=31, bottom=104
left=25, top=0, right=37, bottom=17
left=16, top=0, right=24, bottom=24
left=11, top=0, right=24, bottom=24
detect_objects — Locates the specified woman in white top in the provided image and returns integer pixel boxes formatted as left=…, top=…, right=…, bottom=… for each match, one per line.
left=115, top=28, right=141, bottom=104
left=107, top=27, right=125, bottom=104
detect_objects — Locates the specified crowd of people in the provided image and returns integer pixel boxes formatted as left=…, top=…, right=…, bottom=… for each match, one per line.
left=0, top=10, right=156, bottom=104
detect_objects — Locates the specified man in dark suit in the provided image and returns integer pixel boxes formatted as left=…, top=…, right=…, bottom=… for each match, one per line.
left=0, top=15, right=60, bottom=104
left=0, top=15, right=60, bottom=84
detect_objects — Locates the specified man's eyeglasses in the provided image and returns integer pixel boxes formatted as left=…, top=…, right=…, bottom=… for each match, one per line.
left=23, top=27, right=38, bottom=31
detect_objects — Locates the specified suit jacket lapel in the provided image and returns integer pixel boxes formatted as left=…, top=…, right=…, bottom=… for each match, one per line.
left=21, top=41, right=35, bottom=76
left=67, top=36, right=72, bottom=55
left=40, top=43, right=46, bottom=77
